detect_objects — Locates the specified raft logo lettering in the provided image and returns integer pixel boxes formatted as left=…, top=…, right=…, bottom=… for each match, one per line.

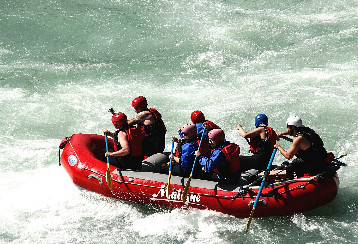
left=151, top=185, right=201, bottom=204
left=68, top=155, right=77, bottom=166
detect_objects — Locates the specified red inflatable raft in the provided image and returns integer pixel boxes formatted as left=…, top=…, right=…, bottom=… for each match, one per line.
left=59, top=133, right=340, bottom=218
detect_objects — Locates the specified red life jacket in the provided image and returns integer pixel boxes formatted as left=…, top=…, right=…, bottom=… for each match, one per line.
left=114, top=126, right=146, bottom=157
left=326, top=152, right=335, bottom=164
left=204, top=120, right=220, bottom=130
left=221, top=143, right=241, bottom=173
left=196, top=138, right=208, bottom=154
left=149, top=108, right=166, bottom=132
left=195, top=121, right=220, bottom=154
left=174, top=139, right=182, bottom=157
left=212, top=142, right=241, bottom=177
left=249, top=126, right=278, bottom=154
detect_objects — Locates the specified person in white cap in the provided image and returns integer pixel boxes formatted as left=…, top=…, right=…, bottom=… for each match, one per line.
left=274, top=116, right=328, bottom=179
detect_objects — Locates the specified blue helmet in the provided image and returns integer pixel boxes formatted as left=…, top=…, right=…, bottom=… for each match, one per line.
left=255, top=114, right=268, bottom=127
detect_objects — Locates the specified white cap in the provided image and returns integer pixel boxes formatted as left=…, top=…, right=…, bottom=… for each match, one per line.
left=286, top=116, right=304, bottom=127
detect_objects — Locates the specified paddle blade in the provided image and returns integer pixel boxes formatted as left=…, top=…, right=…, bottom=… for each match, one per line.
left=106, top=167, right=113, bottom=191
left=166, top=140, right=175, bottom=199
left=104, top=134, right=113, bottom=191
left=182, top=176, right=192, bottom=203
left=245, top=207, right=256, bottom=234
left=166, top=172, right=172, bottom=199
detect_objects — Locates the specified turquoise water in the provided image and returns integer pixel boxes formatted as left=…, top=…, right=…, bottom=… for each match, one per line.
left=1, top=0, right=357, bottom=243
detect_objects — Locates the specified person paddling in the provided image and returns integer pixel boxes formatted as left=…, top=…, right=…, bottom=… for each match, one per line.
left=103, top=112, right=146, bottom=170
left=236, top=114, right=279, bottom=171
left=190, top=110, right=220, bottom=136
left=274, top=116, right=328, bottom=179
left=161, top=123, right=202, bottom=178
left=128, top=96, right=166, bottom=156
left=195, top=129, right=241, bottom=183
left=187, top=110, right=220, bottom=155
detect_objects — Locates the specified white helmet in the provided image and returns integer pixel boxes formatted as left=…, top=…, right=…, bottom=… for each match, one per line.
left=286, top=116, right=304, bottom=127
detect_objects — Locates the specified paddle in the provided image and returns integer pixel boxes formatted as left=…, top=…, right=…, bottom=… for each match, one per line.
left=105, top=134, right=113, bottom=191
left=280, top=135, right=293, bottom=142
left=332, top=153, right=347, bottom=166
left=245, top=148, right=277, bottom=234
left=182, top=131, right=206, bottom=204
left=166, top=140, right=175, bottom=199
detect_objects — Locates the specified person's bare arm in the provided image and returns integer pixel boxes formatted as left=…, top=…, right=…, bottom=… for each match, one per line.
left=128, top=111, right=150, bottom=126
left=103, top=129, right=114, bottom=138
left=237, top=124, right=262, bottom=139
left=277, top=130, right=290, bottom=137
left=105, top=131, right=130, bottom=157
left=275, top=137, right=304, bottom=160
left=128, top=112, right=144, bottom=126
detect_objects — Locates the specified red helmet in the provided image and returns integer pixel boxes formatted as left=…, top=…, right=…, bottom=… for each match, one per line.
left=181, top=123, right=197, bottom=139
left=132, top=96, right=148, bottom=109
left=191, top=110, right=205, bottom=124
left=111, top=112, right=127, bottom=129
left=208, top=129, right=225, bottom=144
